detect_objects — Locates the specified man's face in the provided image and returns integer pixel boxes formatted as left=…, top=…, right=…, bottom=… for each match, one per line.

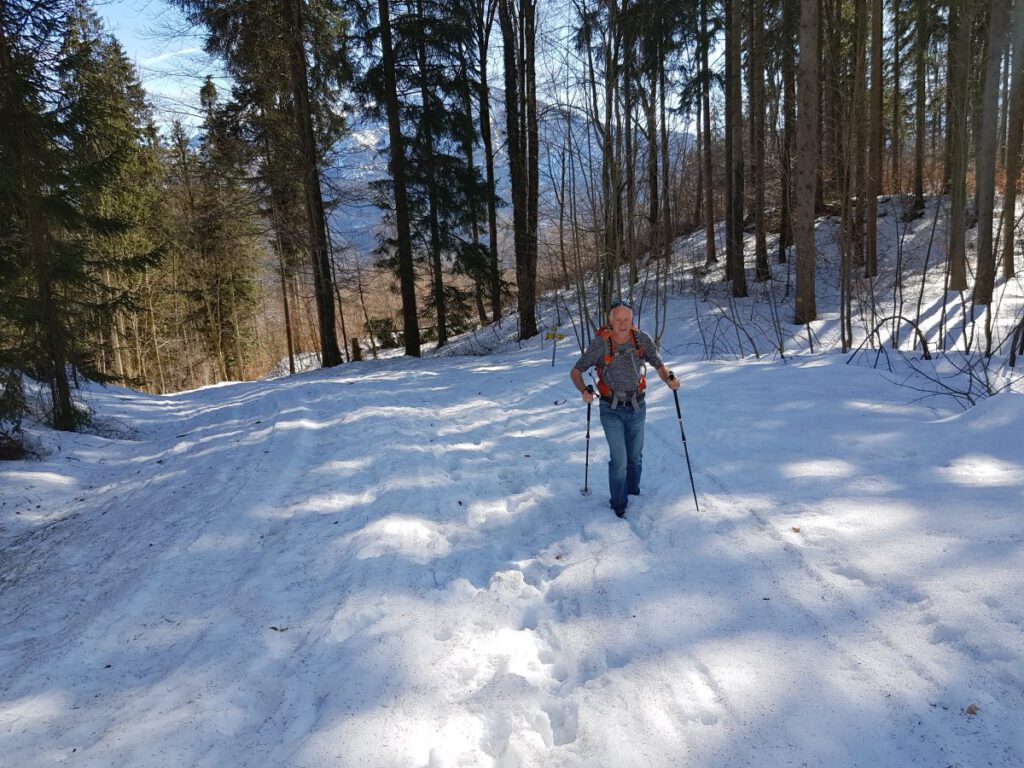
left=609, top=305, right=633, bottom=334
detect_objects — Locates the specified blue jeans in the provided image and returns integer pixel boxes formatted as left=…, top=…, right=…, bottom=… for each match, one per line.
left=599, top=399, right=645, bottom=510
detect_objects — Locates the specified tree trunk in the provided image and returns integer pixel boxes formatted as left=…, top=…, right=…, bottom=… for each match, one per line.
left=999, top=43, right=1011, bottom=173
left=622, top=33, right=636, bottom=285
left=600, top=0, right=620, bottom=306
left=816, top=6, right=827, bottom=212
left=999, top=0, right=1024, bottom=280
left=891, top=0, right=901, bottom=193
left=659, top=44, right=671, bottom=260
left=728, top=0, right=747, bottom=297
left=750, top=0, right=769, bottom=281
left=477, top=0, right=501, bottom=322
left=282, top=0, right=342, bottom=366
left=913, top=0, right=927, bottom=210
left=947, top=0, right=971, bottom=292
left=778, top=0, right=796, bottom=263
left=794, top=0, right=820, bottom=324
left=866, top=0, right=882, bottom=277
left=701, top=0, right=717, bottom=266
left=646, top=74, right=659, bottom=270
left=724, top=0, right=734, bottom=281
left=458, top=44, right=488, bottom=327
left=694, top=96, right=704, bottom=228
left=377, top=0, right=421, bottom=355
left=524, top=0, right=539, bottom=338
left=415, top=0, right=448, bottom=347
left=499, top=0, right=538, bottom=339
left=852, top=0, right=868, bottom=268
left=974, top=0, right=1012, bottom=307
left=277, top=246, right=296, bottom=374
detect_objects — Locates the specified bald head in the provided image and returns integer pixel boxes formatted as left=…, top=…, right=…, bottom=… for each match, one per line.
left=609, top=305, right=633, bottom=336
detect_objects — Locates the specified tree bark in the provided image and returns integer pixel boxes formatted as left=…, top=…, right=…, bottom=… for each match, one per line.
left=659, top=41, right=671, bottom=260
left=724, top=0, right=734, bottom=281
left=974, top=0, right=1012, bottom=307
left=891, top=0, right=901, bottom=193
left=415, top=0, right=448, bottom=347
left=794, top=0, right=820, bottom=324
left=947, top=0, right=971, bottom=292
left=282, top=0, right=342, bottom=366
left=778, top=0, right=796, bottom=263
left=702, top=0, right=717, bottom=266
left=999, top=43, right=1011, bottom=173
left=476, top=0, right=502, bottom=322
left=750, top=0, right=769, bottom=281
left=852, top=0, right=868, bottom=267
left=499, top=0, right=538, bottom=339
left=912, top=0, right=927, bottom=210
left=377, top=0, right=421, bottom=355
left=866, top=0, right=882, bottom=277
left=728, top=0, right=747, bottom=297
left=999, top=0, right=1024, bottom=280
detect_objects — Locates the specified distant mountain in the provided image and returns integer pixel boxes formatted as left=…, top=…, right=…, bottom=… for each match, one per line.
left=323, top=102, right=696, bottom=263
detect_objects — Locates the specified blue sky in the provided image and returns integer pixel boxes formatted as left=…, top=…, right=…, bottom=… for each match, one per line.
left=95, top=0, right=216, bottom=126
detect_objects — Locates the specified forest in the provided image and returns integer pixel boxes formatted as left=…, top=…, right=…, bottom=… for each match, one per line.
left=2, top=0, right=1024, bottom=440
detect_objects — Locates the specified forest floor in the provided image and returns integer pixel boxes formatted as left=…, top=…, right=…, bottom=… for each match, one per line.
left=2, top=197, right=1023, bottom=767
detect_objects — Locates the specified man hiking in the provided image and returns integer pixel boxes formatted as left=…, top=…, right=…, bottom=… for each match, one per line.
left=570, top=300, right=680, bottom=518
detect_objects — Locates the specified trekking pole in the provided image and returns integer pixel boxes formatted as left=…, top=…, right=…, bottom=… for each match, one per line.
left=581, top=385, right=594, bottom=496
left=668, top=372, right=699, bottom=512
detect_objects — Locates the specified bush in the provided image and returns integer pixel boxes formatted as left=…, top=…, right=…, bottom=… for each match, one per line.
left=364, top=317, right=402, bottom=349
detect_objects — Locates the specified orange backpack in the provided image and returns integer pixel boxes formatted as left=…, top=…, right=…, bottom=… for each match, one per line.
left=594, top=325, right=646, bottom=397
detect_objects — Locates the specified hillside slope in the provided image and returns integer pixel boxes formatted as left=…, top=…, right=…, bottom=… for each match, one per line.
left=2, top=315, right=1022, bottom=766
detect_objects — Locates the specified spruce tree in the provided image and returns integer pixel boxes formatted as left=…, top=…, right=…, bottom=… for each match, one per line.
left=1, top=0, right=158, bottom=430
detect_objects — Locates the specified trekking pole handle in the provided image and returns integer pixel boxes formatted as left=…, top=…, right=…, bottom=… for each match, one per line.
left=668, top=372, right=682, bottom=419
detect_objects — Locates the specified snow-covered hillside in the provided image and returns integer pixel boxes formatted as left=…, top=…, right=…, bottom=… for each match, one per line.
left=2, top=199, right=1023, bottom=767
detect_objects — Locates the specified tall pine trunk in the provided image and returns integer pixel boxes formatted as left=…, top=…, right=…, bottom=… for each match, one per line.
left=750, top=0, right=769, bottom=281
left=912, top=0, right=927, bottom=211
left=476, top=0, right=501, bottom=322
left=794, top=0, right=820, bottom=324
left=415, top=0, right=448, bottom=347
left=659, top=46, right=671, bottom=261
left=866, top=0, right=882, bottom=277
left=702, top=0, right=717, bottom=266
left=724, top=0, right=734, bottom=282
left=999, top=0, right=1024, bottom=280
left=728, top=0, right=747, bottom=297
left=282, top=0, right=341, bottom=367
left=998, top=44, right=1011, bottom=173
left=947, top=0, right=970, bottom=293
left=377, top=0, right=421, bottom=356
left=499, top=0, right=538, bottom=339
left=891, top=0, right=902, bottom=193
left=852, top=0, right=868, bottom=268
left=974, top=0, right=1012, bottom=308
left=778, top=0, right=796, bottom=263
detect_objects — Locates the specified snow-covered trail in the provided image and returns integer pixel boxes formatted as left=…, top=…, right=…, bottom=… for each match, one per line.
left=2, top=346, right=1023, bottom=767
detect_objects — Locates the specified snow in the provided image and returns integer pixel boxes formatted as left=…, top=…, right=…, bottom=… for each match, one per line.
left=3, top=199, right=1024, bottom=766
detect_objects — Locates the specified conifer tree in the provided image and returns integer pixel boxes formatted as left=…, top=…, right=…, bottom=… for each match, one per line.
left=1, top=0, right=157, bottom=430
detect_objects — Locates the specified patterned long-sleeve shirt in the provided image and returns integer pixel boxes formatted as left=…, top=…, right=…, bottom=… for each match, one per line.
left=573, top=328, right=663, bottom=396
